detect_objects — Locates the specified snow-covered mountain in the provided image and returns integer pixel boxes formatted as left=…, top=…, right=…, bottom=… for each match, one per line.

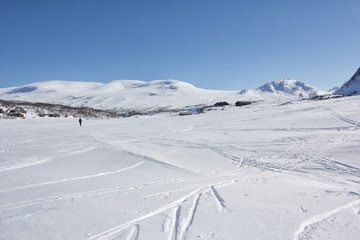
left=237, top=79, right=323, bottom=100
left=256, top=79, right=321, bottom=95
left=0, top=79, right=322, bottom=112
left=334, top=67, right=360, bottom=96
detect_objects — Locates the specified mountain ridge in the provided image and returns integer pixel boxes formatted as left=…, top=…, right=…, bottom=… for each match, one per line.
left=0, top=79, right=323, bottom=112
left=335, top=68, right=360, bottom=96
left=256, top=79, right=319, bottom=94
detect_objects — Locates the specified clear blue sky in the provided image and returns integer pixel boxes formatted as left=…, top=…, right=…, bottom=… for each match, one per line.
left=1, top=0, right=359, bottom=90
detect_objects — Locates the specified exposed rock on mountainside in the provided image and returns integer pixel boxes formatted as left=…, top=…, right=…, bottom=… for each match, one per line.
left=335, top=67, right=360, bottom=96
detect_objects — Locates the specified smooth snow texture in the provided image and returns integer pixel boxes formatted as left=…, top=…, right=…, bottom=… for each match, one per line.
left=1, top=96, right=360, bottom=240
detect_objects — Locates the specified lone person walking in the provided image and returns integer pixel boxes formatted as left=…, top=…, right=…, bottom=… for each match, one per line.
left=79, top=118, right=82, bottom=126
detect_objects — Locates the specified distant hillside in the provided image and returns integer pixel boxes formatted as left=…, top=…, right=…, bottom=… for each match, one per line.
left=0, top=80, right=237, bottom=112
left=0, top=79, right=324, bottom=112
left=0, top=99, right=123, bottom=119
left=335, top=67, right=360, bottom=96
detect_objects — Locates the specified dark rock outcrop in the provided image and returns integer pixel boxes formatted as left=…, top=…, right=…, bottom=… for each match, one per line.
left=235, top=101, right=253, bottom=107
left=213, top=102, right=229, bottom=107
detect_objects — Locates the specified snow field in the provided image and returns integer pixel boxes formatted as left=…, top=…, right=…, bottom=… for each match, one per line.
left=0, top=96, right=360, bottom=239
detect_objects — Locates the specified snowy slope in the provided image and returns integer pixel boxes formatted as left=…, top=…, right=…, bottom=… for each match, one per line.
left=335, top=67, right=360, bottom=96
left=0, top=95, right=359, bottom=240
left=0, top=79, right=323, bottom=112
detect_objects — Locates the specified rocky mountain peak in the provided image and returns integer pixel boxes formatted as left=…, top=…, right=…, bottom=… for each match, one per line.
left=256, top=79, right=320, bottom=95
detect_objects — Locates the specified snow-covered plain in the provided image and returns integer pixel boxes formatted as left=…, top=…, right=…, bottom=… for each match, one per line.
left=1, top=96, right=360, bottom=240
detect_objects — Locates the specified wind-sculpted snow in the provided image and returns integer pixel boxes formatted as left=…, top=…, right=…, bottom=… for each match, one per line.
left=0, top=95, right=360, bottom=239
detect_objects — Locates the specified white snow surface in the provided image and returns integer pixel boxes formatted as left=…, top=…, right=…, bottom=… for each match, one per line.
left=1, top=95, right=360, bottom=240
left=0, top=79, right=322, bottom=111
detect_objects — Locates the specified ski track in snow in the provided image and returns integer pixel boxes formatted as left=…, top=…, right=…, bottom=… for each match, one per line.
left=125, top=151, right=193, bottom=173
left=0, top=145, right=100, bottom=172
left=169, top=206, right=181, bottom=240
left=0, top=178, right=171, bottom=211
left=0, top=155, right=58, bottom=172
left=303, top=155, right=360, bottom=179
left=178, top=193, right=202, bottom=240
left=0, top=162, right=144, bottom=193
left=142, top=184, right=201, bottom=200
left=324, top=106, right=360, bottom=128
left=88, top=188, right=204, bottom=240
left=0, top=185, right=136, bottom=211
left=209, top=148, right=244, bottom=168
left=125, top=225, right=140, bottom=240
left=227, top=130, right=360, bottom=183
left=1, top=176, right=200, bottom=212
left=293, top=199, right=360, bottom=240
left=110, top=224, right=140, bottom=240
left=210, top=185, right=226, bottom=212
left=207, top=137, right=308, bottom=177
left=89, top=180, right=232, bottom=240
left=88, top=117, right=359, bottom=240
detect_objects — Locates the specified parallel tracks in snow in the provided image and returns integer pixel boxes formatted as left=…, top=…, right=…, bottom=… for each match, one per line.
left=324, top=106, right=360, bottom=129
left=88, top=181, right=232, bottom=240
